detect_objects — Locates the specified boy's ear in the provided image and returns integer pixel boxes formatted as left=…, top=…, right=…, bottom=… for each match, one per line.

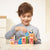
left=16, top=11, right=18, bottom=13
left=19, top=15, right=22, bottom=17
left=19, top=16, right=20, bottom=17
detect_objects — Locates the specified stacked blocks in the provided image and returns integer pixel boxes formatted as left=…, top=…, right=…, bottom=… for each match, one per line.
left=29, top=29, right=34, bottom=44
left=11, top=36, right=14, bottom=45
left=25, top=32, right=29, bottom=44
left=11, top=30, right=34, bottom=45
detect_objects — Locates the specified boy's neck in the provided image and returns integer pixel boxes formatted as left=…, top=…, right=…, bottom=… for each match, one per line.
left=21, top=22, right=30, bottom=26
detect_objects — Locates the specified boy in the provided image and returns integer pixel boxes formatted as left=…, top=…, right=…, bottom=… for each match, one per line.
left=5, top=2, right=41, bottom=44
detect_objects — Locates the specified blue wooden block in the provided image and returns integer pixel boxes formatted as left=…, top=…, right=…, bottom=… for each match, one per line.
left=30, top=31, right=33, bottom=33
left=25, top=32, right=29, bottom=36
left=18, top=38, right=22, bottom=44
left=30, top=29, right=33, bottom=33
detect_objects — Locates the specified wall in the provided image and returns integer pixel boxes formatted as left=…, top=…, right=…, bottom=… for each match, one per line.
left=46, top=0, right=50, bottom=33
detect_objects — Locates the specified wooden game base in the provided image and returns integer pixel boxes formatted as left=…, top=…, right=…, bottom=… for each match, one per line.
left=11, top=44, right=34, bottom=47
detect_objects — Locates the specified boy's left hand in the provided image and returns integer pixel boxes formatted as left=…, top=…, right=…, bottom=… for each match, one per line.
left=28, top=31, right=37, bottom=41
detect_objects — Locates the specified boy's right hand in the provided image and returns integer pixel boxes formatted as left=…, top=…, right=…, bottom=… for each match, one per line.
left=15, top=26, right=27, bottom=33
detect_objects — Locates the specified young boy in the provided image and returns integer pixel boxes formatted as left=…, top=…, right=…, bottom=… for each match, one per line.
left=5, top=2, right=41, bottom=44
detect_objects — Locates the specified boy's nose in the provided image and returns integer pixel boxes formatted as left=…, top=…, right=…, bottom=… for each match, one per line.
left=25, top=16, right=28, bottom=19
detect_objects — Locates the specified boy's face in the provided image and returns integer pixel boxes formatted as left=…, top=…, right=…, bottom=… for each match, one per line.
left=19, top=12, right=32, bottom=26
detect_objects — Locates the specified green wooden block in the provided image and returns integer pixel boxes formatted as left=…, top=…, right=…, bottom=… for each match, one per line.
left=26, top=36, right=29, bottom=44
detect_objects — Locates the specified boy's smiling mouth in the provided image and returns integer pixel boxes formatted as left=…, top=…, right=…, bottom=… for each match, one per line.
left=24, top=21, right=29, bottom=23
left=25, top=21, right=28, bottom=22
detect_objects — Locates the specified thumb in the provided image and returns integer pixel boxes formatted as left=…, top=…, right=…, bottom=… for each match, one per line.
left=23, top=30, right=27, bottom=33
left=28, top=31, right=30, bottom=33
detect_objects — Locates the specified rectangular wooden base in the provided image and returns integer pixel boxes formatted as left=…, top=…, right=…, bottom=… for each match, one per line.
left=11, top=44, right=34, bottom=47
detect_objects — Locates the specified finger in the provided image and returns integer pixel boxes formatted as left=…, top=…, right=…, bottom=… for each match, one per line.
left=28, top=31, right=30, bottom=33
left=23, top=30, right=27, bottom=33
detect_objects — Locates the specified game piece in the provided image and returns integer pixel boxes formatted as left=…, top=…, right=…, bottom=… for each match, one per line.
left=29, top=29, right=34, bottom=44
left=22, top=37, right=26, bottom=44
left=30, top=29, right=33, bottom=33
left=18, top=38, right=22, bottom=44
left=26, top=36, right=28, bottom=44
left=14, top=40, right=18, bottom=44
left=11, top=41, right=14, bottom=44
left=29, top=33, right=34, bottom=37
left=30, top=37, right=33, bottom=44
left=11, top=36, right=14, bottom=45
left=11, top=36, right=14, bottom=39
left=25, top=32, right=29, bottom=36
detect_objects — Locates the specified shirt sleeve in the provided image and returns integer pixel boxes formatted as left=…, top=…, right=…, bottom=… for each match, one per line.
left=5, top=25, right=17, bottom=39
left=34, top=29, right=41, bottom=44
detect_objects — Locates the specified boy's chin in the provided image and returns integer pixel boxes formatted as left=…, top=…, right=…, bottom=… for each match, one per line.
left=24, top=23, right=29, bottom=26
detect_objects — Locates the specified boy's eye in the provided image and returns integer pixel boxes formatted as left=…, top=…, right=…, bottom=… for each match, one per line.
left=28, top=16, right=30, bottom=17
left=28, top=16, right=31, bottom=18
left=23, top=16, right=25, bottom=18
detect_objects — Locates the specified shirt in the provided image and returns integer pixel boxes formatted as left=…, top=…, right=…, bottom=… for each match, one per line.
left=5, top=23, right=41, bottom=44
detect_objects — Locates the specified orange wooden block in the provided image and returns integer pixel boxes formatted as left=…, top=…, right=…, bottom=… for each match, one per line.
left=29, top=34, right=34, bottom=37
left=11, top=41, right=14, bottom=45
left=11, top=37, right=14, bottom=39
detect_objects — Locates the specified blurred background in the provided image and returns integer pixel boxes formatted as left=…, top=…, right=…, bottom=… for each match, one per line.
left=0, top=0, right=50, bottom=44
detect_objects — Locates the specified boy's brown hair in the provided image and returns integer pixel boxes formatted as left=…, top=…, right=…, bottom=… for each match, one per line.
left=17, top=2, right=33, bottom=16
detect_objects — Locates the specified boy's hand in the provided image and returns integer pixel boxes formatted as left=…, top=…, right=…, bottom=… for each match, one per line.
left=15, top=26, right=27, bottom=33
left=29, top=31, right=37, bottom=41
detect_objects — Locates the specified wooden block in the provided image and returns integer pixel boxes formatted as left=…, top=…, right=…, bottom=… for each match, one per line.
left=11, top=41, right=14, bottom=45
left=18, top=38, right=22, bottom=44
left=29, top=37, right=33, bottom=44
left=11, top=37, right=14, bottom=39
left=22, top=37, right=26, bottom=44
left=25, top=36, right=29, bottom=44
left=25, top=32, right=29, bottom=36
left=14, top=40, right=18, bottom=44
left=29, top=33, right=34, bottom=37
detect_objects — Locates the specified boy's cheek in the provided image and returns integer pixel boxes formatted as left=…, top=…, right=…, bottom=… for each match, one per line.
left=21, top=17, right=24, bottom=20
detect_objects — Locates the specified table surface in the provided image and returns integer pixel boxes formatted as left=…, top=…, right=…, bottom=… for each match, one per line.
left=0, top=34, right=50, bottom=50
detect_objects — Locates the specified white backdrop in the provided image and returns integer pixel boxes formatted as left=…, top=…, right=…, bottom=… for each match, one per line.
left=0, top=0, right=45, bottom=34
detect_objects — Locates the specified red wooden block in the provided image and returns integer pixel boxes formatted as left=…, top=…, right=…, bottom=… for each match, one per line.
left=30, top=37, right=33, bottom=44
left=22, top=37, right=26, bottom=44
